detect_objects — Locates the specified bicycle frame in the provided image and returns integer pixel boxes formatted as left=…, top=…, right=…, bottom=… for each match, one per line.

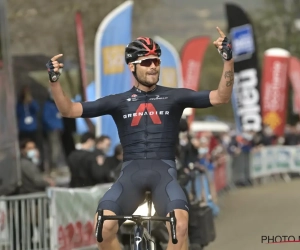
left=95, top=195, right=178, bottom=250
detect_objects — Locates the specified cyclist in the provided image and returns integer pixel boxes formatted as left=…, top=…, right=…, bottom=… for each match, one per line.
left=46, top=27, right=233, bottom=250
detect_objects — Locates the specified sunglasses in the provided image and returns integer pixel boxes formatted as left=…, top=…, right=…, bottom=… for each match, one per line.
left=132, top=58, right=161, bottom=67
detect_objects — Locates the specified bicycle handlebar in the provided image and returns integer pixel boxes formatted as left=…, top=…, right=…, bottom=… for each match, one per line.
left=169, top=211, right=178, bottom=244
left=95, top=209, right=178, bottom=244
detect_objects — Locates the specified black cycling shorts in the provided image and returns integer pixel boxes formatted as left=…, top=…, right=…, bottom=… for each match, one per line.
left=97, top=159, right=189, bottom=217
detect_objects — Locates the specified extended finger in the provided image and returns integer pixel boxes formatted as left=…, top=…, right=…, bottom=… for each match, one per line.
left=216, top=27, right=226, bottom=38
left=59, top=63, right=64, bottom=68
left=51, top=54, right=63, bottom=62
left=217, top=37, right=224, bottom=42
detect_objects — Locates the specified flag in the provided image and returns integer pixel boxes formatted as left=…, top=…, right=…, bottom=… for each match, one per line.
left=180, top=36, right=210, bottom=123
left=288, top=57, right=300, bottom=114
left=225, top=3, right=262, bottom=133
left=154, top=36, right=183, bottom=88
left=75, top=1, right=134, bottom=155
left=261, top=48, right=290, bottom=136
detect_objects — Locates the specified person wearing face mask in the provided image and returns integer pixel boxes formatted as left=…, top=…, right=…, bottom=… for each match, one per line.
left=198, top=146, right=209, bottom=156
left=10, top=139, right=55, bottom=250
left=68, top=132, right=110, bottom=187
left=19, top=138, right=55, bottom=194
left=184, top=138, right=208, bottom=201
left=261, top=125, right=277, bottom=145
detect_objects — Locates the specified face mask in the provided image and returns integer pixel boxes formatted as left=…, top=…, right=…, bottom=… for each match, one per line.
left=243, top=133, right=253, bottom=141
left=198, top=147, right=208, bottom=155
left=27, top=149, right=39, bottom=165
left=223, top=136, right=231, bottom=145
left=103, top=147, right=110, bottom=154
left=264, top=127, right=273, bottom=136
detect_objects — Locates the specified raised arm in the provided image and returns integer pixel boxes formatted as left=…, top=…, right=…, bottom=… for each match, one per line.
left=209, top=27, right=234, bottom=106
left=46, top=54, right=83, bottom=118
left=46, top=54, right=118, bottom=118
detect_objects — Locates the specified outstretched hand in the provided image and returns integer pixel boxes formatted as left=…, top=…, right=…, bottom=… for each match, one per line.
left=46, top=54, right=64, bottom=82
left=50, top=54, right=64, bottom=72
left=213, top=27, right=233, bottom=61
left=213, top=27, right=226, bottom=50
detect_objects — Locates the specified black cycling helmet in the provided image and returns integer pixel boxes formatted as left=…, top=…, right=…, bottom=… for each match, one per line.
left=125, top=37, right=161, bottom=64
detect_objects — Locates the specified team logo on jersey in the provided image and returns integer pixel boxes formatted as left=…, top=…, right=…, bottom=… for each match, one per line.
left=122, top=103, right=170, bottom=126
left=126, top=94, right=138, bottom=102
left=149, top=95, right=168, bottom=101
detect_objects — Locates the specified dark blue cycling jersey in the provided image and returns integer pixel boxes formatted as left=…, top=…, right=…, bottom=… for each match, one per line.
left=81, top=85, right=212, bottom=161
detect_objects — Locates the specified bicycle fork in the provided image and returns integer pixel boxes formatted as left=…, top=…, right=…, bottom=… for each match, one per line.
left=133, top=223, right=155, bottom=250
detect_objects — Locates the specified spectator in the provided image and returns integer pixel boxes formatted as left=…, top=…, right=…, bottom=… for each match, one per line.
left=16, top=85, right=39, bottom=143
left=18, top=138, right=55, bottom=194
left=179, top=131, right=198, bottom=168
left=105, top=144, right=123, bottom=181
left=221, top=132, right=232, bottom=149
left=10, top=138, right=54, bottom=250
left=261, top=125, right=277, bottom=146
left=68, top=132, right=111, bottom=187
left=95, top=135, right=111, bottom=156
left=251, top=131, right=264, bottom=148
left=285, top=123, right=300, bottom=145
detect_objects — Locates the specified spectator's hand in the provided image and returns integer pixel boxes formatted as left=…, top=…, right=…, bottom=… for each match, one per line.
left=44, top=177, right=56, bottom=187
left=183, top=168, right=190, bottom=175
left=48, top=179, right=56, bottom=187
left=96, top=155, right=105, bottom=166
left=191, top=137, right=200, bottom=148
left=194, top=162, right=206, bottom=172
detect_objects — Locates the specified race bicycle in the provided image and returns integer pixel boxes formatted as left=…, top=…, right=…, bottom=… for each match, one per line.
left=95, top=192, right=178, bottom=250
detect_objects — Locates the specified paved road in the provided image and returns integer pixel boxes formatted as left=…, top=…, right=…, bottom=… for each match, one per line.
left=206, top=179, right=300, bottom=250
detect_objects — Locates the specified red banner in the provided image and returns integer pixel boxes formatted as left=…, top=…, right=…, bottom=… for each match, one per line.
left=75, top=11, right=88, bottom=101
left=58, top=220, right=96, bottom=250
left=288, top=57, right=300, bottom=114
left=260, top=48, right=290, bottom=136
left=180, top=37, right=210, bottom=124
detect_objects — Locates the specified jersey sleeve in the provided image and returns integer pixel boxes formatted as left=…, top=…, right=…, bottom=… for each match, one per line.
left=175, top=88, right=212, bottom=109
left=80, top=94, right=119, bottom=118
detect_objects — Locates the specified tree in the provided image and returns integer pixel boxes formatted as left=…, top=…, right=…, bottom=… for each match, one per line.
left=251, top=0, right=300, bottom=125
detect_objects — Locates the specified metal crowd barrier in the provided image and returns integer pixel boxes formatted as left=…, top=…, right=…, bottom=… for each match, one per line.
left=225, top=154, right=236, bottom=190
left=0, top=192, right=50, bottom=250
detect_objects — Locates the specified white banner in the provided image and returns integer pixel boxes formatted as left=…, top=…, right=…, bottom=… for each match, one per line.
left=49, top=183, right=113, bottom=250
left=0, top=200, right=9, bottom=246
left=250, top=146, right=300, bottom=179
